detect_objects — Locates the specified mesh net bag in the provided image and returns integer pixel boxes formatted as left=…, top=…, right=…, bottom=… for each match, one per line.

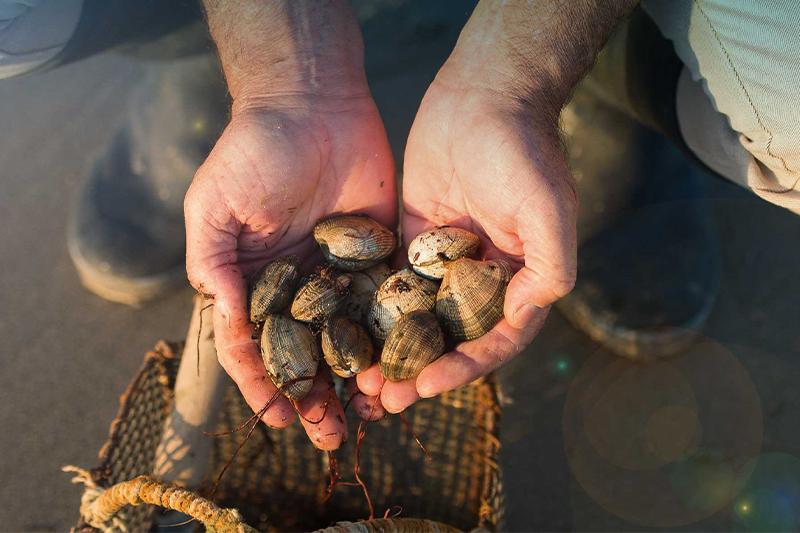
left=67, top=340, right=503, bottom=532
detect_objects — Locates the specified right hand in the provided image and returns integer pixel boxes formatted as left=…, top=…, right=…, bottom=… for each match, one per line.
left=356, top=75, right=577, bottom=414
left=184, top=92, right=396, bottom=450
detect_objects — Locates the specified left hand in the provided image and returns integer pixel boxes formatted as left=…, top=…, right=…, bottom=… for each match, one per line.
left=355, top=74, right=578, bottom=413
left=185, top=94, right=396, bottom=447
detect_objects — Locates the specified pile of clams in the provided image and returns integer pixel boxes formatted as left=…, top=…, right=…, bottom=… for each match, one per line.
left=248, top=215, right=510, bottom=401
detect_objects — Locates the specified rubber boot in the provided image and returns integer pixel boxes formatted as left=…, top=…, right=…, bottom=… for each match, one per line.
left=556, top=85, right=720, bottom=360
left=67, top=52, right=228, bottom=305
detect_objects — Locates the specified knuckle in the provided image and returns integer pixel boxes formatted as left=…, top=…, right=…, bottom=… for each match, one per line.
left=187, top=271, right=205, bottom=293
left=550, top=271, right=576, bottom=300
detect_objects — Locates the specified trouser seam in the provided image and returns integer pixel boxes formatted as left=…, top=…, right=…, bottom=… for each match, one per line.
left=694, top=0, right=798, bottom=191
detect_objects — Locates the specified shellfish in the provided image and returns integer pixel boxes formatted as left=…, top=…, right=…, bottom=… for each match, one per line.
left=260, top=315, right=320, bottom=400
left=435, top=258, right=511, bottom=341
left=290, top=268, right=352, bottom=323
left=380, top=310, right=445, bottom=382
left=321, top=316, right=374, bottom=378
left=248, top=255, right=301, bottom=323
left=313, top=214, right=395, bottom=271
left=408, top=226, right=481, bottom=279
left=366, top=268, right=439, bottom=340
left=343, top=263, right=393, bottom=324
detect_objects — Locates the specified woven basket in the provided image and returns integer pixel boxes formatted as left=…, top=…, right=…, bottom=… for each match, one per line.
left=68, top=329, right=503, bottom=531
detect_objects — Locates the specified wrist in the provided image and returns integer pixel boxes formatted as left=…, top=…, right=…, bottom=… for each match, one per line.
left=204, top=0, right=369, bottom=113
left=439, top=0, right=636, bottom=123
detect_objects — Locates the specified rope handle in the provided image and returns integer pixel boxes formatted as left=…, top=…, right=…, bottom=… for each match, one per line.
left=316, top=518, right=459, bottom=532
left=64, top=467, right=256, bottom=533
left=65, top=467, right=460, bottom=532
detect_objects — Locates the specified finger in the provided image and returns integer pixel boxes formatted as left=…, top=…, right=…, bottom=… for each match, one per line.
left=295, top=370, right=347, bottom=450
left=355, top=364, right=385, bottom=397
left=505, top=265, right=568, bottom=330
left=212, top=309, right=295, bottom=428
left=380, top=379, right=420, bottom=414
left=345, top=377, right=385, bottom=421
left=416, top=310, right=549, bottom=398
left=205, top=249, right=296, bottom=427
left=506, top=147, right=577, bottom=325
left=350, top=392, right=387, bottom=421
left=185, top=178, right=295, bottom=425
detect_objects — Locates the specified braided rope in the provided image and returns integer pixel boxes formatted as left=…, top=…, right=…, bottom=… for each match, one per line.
left=64, top=467, right=256, bottom=533
left=315, top=518, right=460, bottom=532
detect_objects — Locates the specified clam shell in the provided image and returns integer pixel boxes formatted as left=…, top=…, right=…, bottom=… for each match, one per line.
left=408, top=226, right=481, bottom=279
left=260, top=315, right=320, bottom=400
left=380, top=310, right=444, bottom=382
left=321, top=316, right=374, bottom=378
left=248, top=255, right=301, bottom=323
left=436, top=258, right=511, bottom=340
left=290, top=269, right=352, bottom=323
left=343, top=263, right=393, bottom=324
left=313, top=215, right=395, bottom=271
left=366, top=268, right=439, bottom=340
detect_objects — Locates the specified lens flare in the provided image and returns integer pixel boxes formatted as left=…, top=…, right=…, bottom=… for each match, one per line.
left=733, top=453, right=800, bottom=531
left=564, top=339, right=762, bottom=527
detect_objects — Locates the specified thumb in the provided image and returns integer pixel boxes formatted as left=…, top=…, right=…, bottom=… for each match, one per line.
left=504, top=266, right=570, bottom=330
left=184, top=175, right=247, bottom=328
left=185, top=180, right=300, bottom=429
left=503, top=145, right=577, bottom=330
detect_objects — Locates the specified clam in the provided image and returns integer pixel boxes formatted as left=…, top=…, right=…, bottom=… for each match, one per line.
left=248, top=255, right=301, bottom=323
left=366, top=268, right=439, bottom=340
left=343, top=263, right=393, bottom=324
left=408, top=226, right=481, bottom=279
left=313, top=214, right=395, bottom=271
left=436, top=258, right=511, bottom=341
left=260, top=315, right=320, bottom=400
left=380, top=310, right=445, bottom=382
left=321, top=316, right=374, bottom=378
left=290, top=268, right=352, bottom=323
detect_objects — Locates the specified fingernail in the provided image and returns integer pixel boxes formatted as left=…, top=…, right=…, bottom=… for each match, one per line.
left=384, top=401, right=406, bottom=414
left=512, top=303, right=537, bottom=328
left=417, top=383, right=438, bottom=399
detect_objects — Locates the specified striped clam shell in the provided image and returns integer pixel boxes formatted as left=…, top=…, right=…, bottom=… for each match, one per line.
left=290, top=269, right=352, bottom=323
left=435, top=258, right=511, bottom=341
left=366, top=268, right=439, bottom=340
left=248, top=255, right=301, bottom=323
left=260, top=315, right=320, bottom=400
left=343, top=263, right=393, bottom=325
left=313, top=215, right=396, bottom=271
left=408, top=226, right=481, bottom=280
left=380, top=310, right=445, bottom=382
left=321, top=316, right=374, bottom=378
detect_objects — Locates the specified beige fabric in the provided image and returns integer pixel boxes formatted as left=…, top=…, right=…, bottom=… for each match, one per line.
left=676, top=69, right=800, bottom=215
left=645, top=0, right=800, bottom=215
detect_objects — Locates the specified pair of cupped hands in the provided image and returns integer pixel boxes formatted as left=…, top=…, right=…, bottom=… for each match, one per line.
left=184, top=55, right=578, bottom=451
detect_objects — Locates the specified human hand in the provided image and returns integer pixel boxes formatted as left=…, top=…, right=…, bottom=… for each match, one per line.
left=355, top=57, right=583, bottom=415
left=355, top=0, right=639, bottom=414
left=185, top=93, right=396, bottom=449
left=188, top=1, right=396, bottom=449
